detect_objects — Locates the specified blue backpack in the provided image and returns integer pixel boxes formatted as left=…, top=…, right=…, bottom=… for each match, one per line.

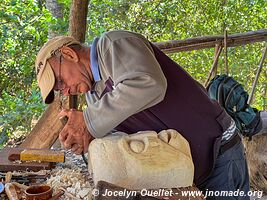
left=207, top=74, right=262, bottom=139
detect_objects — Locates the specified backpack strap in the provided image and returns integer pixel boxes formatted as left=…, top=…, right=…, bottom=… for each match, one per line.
left=217, top=76, right=232, bottom=108
left=224, top=82, right=242, bottom=113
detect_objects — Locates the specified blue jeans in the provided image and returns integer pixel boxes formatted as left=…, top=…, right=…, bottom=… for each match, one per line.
left=199, top=139, right=250, bottom=200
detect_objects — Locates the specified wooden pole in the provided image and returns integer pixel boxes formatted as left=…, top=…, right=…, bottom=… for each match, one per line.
left=248, top=43, right=267, bottom=104
left=205, top=45, right=223, bottom=87
left=213, top=44, right=221, bottom=77
left=155, top=29, right=267, bottom=54
left=224, top=29, right=229, bottom=75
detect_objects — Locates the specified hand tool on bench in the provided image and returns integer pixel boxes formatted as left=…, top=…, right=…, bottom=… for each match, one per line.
left=0, top=148, right=64, bottom=172
left=8, top=148, right=65, bottom=163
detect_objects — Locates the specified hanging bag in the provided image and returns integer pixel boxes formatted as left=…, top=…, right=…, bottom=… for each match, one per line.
left=207, top=74, right=262, bottom=139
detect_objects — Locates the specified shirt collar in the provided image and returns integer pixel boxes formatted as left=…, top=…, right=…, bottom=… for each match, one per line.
left=90, top=37, right=101, bottom=82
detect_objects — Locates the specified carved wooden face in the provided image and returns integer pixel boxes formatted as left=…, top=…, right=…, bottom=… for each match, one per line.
left=88, top=129, right=194, bottom=189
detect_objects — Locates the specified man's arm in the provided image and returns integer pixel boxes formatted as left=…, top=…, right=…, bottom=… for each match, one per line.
left=84, top=35, right=167, bottom=138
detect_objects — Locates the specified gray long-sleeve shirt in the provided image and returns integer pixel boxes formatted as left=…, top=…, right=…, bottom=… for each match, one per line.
left=84, top=30, right=167, bottom=137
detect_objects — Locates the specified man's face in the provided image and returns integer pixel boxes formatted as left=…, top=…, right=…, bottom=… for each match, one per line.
left=48, top=52, right=92, bottom=96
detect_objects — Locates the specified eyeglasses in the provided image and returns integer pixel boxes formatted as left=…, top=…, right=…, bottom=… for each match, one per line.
left=56, top=55, right=64, bottom=93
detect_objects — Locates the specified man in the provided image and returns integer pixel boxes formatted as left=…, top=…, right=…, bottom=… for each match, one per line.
left=35, top=30, right=250, bottom=199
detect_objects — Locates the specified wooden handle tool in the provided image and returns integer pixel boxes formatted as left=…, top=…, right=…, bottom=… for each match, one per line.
left=8, top=148, right=65, bottom=163
left=5, top=183, right=19, bottom=200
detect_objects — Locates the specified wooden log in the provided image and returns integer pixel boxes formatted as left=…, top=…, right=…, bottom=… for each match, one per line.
left=155, top=29, right=267, bottom=53
left=19, top=96, right=65, bottom=148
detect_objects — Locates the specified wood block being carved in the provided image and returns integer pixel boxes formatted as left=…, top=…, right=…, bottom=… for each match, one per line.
left=88, top=129, right=194, bottom=190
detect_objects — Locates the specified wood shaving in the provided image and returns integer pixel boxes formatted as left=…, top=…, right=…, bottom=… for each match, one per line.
left=46, top=166, right=93, bottom=200
left=59, top=187, right=83, bottom=200
left=5, top=172, right=12, bottom=183
left=12, top=160, right=23, bottom=164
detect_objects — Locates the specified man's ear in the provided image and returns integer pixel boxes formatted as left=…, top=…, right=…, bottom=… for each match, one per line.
left=60, top=46, right=79, bottom=63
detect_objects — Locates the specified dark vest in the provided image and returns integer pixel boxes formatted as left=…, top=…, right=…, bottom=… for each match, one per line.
left=108, top=45, right=232, bottom=186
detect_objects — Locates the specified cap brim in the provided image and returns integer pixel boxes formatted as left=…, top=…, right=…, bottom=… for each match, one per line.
left=38, top=62, right=55, bottom=104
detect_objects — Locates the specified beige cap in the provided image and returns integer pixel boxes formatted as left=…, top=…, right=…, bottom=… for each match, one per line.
left=35, top=36, right=80, bottom=104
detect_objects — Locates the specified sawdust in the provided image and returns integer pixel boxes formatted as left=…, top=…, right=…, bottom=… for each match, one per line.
left=45, top=150, right=94, bottom=200
left=46, top=167, right=92, bottom=199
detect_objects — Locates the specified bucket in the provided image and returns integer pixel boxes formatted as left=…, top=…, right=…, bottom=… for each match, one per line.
left=25, top=184, right=52, bottom=200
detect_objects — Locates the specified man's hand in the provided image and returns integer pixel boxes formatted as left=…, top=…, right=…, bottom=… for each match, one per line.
left=58, top=109, right=94, bottom=155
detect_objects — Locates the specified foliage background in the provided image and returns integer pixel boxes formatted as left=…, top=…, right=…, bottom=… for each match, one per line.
left=0, top=0, right=266, bottom=147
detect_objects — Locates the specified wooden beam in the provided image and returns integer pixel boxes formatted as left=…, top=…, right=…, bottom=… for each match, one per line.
left=20, top=97, right=66, bottom=148
left=155, top=29, right=267, bottom=53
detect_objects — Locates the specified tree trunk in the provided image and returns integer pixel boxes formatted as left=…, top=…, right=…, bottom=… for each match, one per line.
left=69, top=0, right=89, bottom=42
left=68, top=0, right=90, bottom=110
